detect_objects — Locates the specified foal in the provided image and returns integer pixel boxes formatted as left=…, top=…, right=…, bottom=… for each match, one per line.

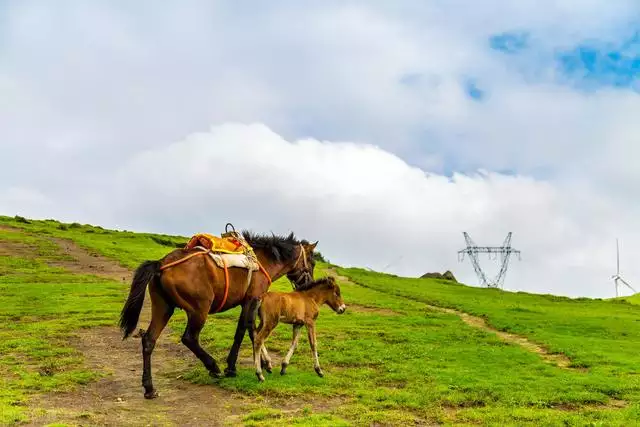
left=251, top=276, right=346, bottom=382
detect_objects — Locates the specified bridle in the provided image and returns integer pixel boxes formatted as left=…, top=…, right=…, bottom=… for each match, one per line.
left=287, top=244, right=313, bottom=289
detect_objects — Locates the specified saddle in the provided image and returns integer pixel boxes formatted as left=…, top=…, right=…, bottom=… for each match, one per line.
left=160, top=223, right=268, bottom=314
left=184, top=224, right=259, bottom=272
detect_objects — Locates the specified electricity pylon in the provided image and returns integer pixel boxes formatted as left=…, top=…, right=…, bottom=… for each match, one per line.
left=457, top=232, right=521, bottom=289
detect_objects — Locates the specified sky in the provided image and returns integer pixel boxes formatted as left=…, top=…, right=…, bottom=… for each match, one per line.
left=1, top=0, right=639, bottom=298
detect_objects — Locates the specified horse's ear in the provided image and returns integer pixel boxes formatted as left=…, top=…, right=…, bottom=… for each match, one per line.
left=308, top=241, right=318, bottom=251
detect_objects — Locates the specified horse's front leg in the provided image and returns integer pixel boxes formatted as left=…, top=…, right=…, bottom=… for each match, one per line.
left=224, top=297, right=259, bottom=377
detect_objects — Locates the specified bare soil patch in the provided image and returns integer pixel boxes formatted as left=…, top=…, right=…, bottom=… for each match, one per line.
left=28, top=305, right=344, bottom=426
left=347, top=303, right=399, bottom=316
left=27, top=318, right=256, bottom=426
left=46, top=237, right=132, bottom=282
left=0, top=224, right=23, bottom=232
left=0, top=238, right=36, bottom=258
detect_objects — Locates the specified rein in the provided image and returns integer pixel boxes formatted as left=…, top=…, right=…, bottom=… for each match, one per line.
left=288, top=244, right=312, bottom=289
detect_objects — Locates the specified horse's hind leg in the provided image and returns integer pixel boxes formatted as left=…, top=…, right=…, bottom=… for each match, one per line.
left=280, top=324, right=302, bottom=375
left=181, top=310, right=222, bottom=377
left=142, top=287, right=174, bottom=399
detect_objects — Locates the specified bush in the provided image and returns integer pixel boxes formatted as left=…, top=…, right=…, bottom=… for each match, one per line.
left=313, top=251, right=327, bottom=263
left=150, top=235, right=186, bottom=248
left=14, top=215, right=30, bottom=224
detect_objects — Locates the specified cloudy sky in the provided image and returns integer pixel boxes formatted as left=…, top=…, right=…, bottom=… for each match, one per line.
left=1, top=1, right=639, bottom=298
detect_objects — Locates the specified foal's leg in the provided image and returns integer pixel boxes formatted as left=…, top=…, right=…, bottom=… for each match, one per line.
left=306, top=323, right=323, bottom=377
left=280, top=324, right=303, bottom=375
left=142, top=289, right=174, bottom=399
left=253, top=321, right=277, bottom=382
left=260, top=344, right=273, bottom=373
left=181, top=310, right=222, bottom=377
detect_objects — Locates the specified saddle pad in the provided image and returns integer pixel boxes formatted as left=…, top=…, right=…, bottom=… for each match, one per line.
left=185, top=233, right=246, bottom=254
left=207, top=252, right=259, bottom=271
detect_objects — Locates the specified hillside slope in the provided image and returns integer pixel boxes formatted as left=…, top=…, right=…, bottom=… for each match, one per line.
left=1, top=215, right=639, bottom=426
left=622, top=293, right=640, bottom=305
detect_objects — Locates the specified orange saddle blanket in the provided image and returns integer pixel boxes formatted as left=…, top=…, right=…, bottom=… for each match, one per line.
left=184, top=233, right=247, bottom=254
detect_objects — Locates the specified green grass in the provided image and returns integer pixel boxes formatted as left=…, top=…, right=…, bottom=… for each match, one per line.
left=336, top=267, right=640, bottom=374
left=621, top=293, right=640, bottom=306
left=0, top=215, right=186, bottom=269
left=181, top=272, right=640, bottom=425
left=0, top=242, right=122, bottom=423
left=1, top=215, right=640, bottom=426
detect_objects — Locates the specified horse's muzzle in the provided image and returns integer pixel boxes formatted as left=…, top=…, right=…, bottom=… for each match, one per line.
left=337, top=304, right=346, bottom=314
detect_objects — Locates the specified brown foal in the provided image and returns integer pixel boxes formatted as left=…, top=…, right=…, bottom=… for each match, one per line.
left=251, top=276, right=346, bottom=382
left=119, top=231, right=317, bottom=399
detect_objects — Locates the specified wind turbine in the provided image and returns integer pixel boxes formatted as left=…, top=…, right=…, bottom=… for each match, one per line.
left=612, top=238, right=636, bottom=297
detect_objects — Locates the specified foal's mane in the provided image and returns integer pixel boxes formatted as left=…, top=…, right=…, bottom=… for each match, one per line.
left=242, top=230, right=309, bottom=263
left=295, top=276, right=336, bottom=291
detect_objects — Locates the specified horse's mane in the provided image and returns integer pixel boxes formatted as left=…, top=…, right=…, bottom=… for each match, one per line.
left=242, top=230, right=309, bottom=263
left=295, top=276, right=336, bottom=291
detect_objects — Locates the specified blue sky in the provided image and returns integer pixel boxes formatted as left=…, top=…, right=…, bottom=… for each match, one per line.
left=1, top=1, right=639, bottom=298
left=488, top=27, right=640, bottom=92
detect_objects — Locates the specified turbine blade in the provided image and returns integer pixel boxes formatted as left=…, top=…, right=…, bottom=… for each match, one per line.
left=618, top=277, right=637, bottom=293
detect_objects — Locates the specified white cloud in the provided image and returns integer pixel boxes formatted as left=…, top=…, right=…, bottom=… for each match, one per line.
left=96, top=123, right=634, bottom=298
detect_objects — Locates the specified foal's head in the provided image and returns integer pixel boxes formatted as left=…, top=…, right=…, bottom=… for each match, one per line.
left=302, top=276, right=346, bottom=314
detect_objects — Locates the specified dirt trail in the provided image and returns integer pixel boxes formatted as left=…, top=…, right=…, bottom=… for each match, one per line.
left=46, top=237, right=132, bottom=283
left=347, top=304, right=398, bottom=316
left=328, top=269, right=575, bottom=370
left=17, top=236, right=336, bottom=426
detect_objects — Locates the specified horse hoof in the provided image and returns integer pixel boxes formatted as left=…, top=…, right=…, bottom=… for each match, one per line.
left=265, top=366, right=272, bottom=374
left=144, top=390, right=158, bottom=399
left=280, top=363, right=287, bottom=375
left=256, top=373, right=265, bottom=382
left=209, top=370, right=223, bottom=379
left=224, top=368, right=237, bottom=378
left=315, top=367, right=324, bottom=377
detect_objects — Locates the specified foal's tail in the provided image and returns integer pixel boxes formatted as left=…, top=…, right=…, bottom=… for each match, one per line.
left=247, top=297, right=263, bottom=334
left=119, top=260, right=161, bottom=339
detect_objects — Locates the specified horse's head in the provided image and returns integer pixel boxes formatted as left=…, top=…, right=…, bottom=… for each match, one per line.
left=320, top=276, right=346, bottom=314
left=286, top=241, right=318, bottom=289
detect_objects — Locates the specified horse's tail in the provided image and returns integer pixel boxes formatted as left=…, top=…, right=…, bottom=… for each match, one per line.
left=119, top=260, right=161, bottom=339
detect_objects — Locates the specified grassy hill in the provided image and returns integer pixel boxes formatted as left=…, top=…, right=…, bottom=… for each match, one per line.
left=622, top=293, right=640, bottom=306
left=1, top=214, right=639, bottom=426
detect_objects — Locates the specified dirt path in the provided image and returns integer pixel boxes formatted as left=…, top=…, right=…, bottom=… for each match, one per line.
left=46, top=237, right=132, bottom=283
left=18, top=237, right=336, bottom=426
left=328, top=269, right=575, bottom=370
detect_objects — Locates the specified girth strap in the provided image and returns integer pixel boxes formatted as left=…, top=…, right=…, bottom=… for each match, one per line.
left=159, top=248, right=270, bottom=313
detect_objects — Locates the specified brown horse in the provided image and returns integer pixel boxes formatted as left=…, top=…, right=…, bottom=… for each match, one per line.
left=250, top=276, right=346, bottom=382
left=119, top=230, right=318, bottom=399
